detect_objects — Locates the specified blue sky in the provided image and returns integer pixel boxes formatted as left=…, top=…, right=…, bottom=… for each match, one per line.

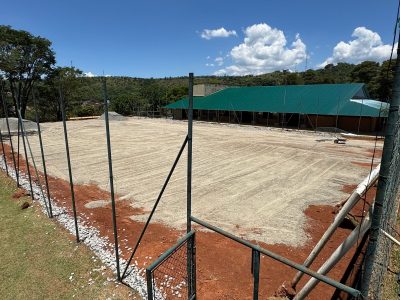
left=1, top=0, right=397, bottom=77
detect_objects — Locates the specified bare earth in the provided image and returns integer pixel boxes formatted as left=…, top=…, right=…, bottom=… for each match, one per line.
left=17, top=117, right=381, bottom=246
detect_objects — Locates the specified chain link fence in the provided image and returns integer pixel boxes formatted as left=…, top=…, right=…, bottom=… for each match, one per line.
left=146, top=232, right=196, bottom=300
left=364, top=105, right=400, bottom=298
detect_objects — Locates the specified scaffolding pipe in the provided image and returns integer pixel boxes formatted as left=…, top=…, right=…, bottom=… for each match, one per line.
left=291, top=164, right=380, bottom=288
left=294, top=209, right=372, bottom=300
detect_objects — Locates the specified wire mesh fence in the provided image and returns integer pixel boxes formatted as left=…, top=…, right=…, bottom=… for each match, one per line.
left=366, top=110, right=400, bottom=299
left=146, top=231, right=196, bottom=300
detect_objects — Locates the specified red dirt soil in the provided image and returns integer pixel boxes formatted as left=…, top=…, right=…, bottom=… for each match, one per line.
left=0, top=144, right=378, bottom=299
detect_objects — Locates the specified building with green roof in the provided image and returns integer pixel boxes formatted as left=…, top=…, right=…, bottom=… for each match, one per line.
left=164, top=83, right=388, bottom=133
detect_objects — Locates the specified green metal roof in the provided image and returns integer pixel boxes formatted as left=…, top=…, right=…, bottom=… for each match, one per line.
left=165, top=84, right=388, bottom=117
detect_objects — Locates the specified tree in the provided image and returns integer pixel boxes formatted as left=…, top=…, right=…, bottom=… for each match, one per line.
left=0, top=25, right=55, bottom=118
left=39, top=66, right=83, bottom=121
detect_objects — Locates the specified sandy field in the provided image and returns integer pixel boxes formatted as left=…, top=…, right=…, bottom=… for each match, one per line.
left=16, top=117, right=381, bottom=246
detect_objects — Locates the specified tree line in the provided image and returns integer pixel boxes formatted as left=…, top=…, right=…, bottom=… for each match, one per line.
left=0, top=25, right=395, bottom=122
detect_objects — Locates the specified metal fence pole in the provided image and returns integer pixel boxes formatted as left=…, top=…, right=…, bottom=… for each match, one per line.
left=252, top=250, right=260, bottom=300
left=102, top=78, right=121, bottom=281
left=33, top=90, right=53, bottom=218
left=59, top=84, right=80, bottom=243
left=146, top=270, right=153, bottom=300
left=187, top=72, right=194, bottom=298
left=361, top=40, right=400, bottom=298
left=15, top=100, right=34, bottom=199
left=1, top=94, right=18, bottom=184
left=0, top=129, right=8, bottom=175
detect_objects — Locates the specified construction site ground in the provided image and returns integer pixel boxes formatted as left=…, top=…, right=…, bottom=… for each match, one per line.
left=2, top=117, right=383, bottom=299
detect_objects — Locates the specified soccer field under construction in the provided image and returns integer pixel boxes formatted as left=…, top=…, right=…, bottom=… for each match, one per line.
left=24, top=117, right=380, bottom=246
left=0, top=115, right=383, bottom=299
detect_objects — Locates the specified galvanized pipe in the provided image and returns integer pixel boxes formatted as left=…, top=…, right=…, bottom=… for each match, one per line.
left=294, top=209, right=372, bottom=300
left=102, top=79, right=121, bottom=281
left=59, top=85, right=80, bottom=243
left=121, top=136, right=188, bottom=279
left=191, top=216, right=361, bottom=298
left=33, top=90, right=53, bottom=218
left=291, top=164, right=380, bottom=288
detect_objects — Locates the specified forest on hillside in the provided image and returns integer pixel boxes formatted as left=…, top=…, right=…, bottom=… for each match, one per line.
left=0, top=25, right=395, bottom=122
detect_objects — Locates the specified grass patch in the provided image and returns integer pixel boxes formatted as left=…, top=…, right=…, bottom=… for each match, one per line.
left=0, top=171, right=140, bottom=300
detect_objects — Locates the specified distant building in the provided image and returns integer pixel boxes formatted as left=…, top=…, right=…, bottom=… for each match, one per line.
left=164, top=83, right=389, bottom=133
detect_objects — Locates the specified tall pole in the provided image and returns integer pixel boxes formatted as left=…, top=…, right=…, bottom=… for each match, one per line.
left=187, top=73, right=194, bottom=298
left=0, top=129, right=8, bottom=175
left=102, top=78, right=121, bottom=281
left=361, top=37, right=400, bottom=297
left=15, top=97, right=34, bottom=199
left=187, top=72, right=193, bottom=234
left=1, top=90, right=18, bottom=184
left=59, top=84, right=80, bottom=243
left=33, top=90, right=53, bottom=218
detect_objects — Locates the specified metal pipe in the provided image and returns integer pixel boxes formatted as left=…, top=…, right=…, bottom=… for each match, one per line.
left=294, top=209, right=372, bottom=300
left=102, top=78, right=121, bottom=281
left=187, top=73, right=194, bottom=298
left=291, top=164, right=380, bottom=288
left=15, top=100, right=34, bottom=199
left=17, top=115, right=20, bottom=186
left=253, top=250, right=260, bottom=300
left=187, top=72, right=193, bottom=234
left=59, top=85, right=80, bottom=243
left=380, top=228, right=400, bottom=247
left=0, top=129, right=8, bottom=175
left=191, top=216, right=361, bottom=298
left=33, top=90, right=53, bottom=218
left=1, top=93, right=18, bottom=184
left=121, top=136, right=188, bottom=279
left=15, top=103, right=50, bottom=216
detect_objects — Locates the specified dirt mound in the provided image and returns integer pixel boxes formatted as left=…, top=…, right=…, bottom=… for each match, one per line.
left=99, top=111, right=125, bottom=121
left=0, top=117, right=37, bottom=135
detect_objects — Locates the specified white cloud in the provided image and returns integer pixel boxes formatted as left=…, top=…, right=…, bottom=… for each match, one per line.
left=319, top=27, right=395, bottom=67
left=215, top=56, right=224, bottom=66
left=201, top=27, right=237, bottom=40
left=205, top=63, right=215, bottom=67
left=84, top=71, right=96, bottom=77
left=215, top=23, right=307, bottom=76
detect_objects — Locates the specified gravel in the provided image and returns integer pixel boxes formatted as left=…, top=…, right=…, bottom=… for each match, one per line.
left=0, top=158, right=152, bottom=299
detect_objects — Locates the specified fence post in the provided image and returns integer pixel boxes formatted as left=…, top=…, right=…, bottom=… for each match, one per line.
left=102, top=78, right=121, bottom=281
left=0, top=129, right=8, bottom=175
left=1, top=93, right=18, bottom=185
left=361, top=39, right=400, bottom=298
left=187, top=73, right=194, bottom=299
left=33, top=90, right=53, bottom=218
left=59, top=84, right=80, bottom=243
left=146, top=269, right=153, bottom=300
left=15, top=100, right=34, bottom=199
left=252, top=250, right=260, bottom=300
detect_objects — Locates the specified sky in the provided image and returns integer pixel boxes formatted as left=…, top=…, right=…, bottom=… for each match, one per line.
left=1, top=0, right=397, bottom=78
